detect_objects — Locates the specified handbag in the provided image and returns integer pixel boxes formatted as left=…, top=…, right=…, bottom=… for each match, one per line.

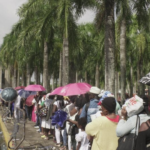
left=124, top=95, right=144, bottom=117
left=116, top=115, right=140, bottom=150
left=38, top=107, right=48, bottom=117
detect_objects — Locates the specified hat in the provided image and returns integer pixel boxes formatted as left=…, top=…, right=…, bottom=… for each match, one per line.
left=89, top=87, right=101, bottom=95
left=102, top=97, right=116, bottom=113
left=98, top=90, right=105, bottom=97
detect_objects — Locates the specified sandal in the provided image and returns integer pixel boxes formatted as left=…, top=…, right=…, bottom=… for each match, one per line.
left=41, top=135, right=46, bottom=138
left=56, top=143, right=62, bottom=147
left=44, top=136, right=49, bottom=140
left=59, top=146, right=67, bottom=150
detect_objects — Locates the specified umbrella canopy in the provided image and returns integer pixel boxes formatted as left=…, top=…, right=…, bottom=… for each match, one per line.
left=139, top=72, right=150, bottom=86
left=58, top=82, right=91, bottom=96
left=15, top=86, right=25, bottom=90
left=0, top=87, right=18, bottom=102
left=25, top=95, right=35, bottom=106
left=49, top=87, right=63, bottom=96
left=18, top=89, right=36, bottom=98
left=25, top=85, right=46, bottom=91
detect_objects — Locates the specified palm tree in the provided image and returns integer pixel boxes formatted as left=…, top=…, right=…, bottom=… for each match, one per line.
left=103, top=0, right=115, bottom=93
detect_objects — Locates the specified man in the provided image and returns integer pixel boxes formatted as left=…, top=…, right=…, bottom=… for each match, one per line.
left=80, top=87, right=101, bottom=123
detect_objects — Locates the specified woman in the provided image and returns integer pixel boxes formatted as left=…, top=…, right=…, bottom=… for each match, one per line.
left=116, top=96, right=150, bottom=138
left=135, top=119, right=150, bottom=150
left=67, top=95, right=88, bottom=150
left=40, top=95, right=54, bottom=140
left=53, top=96, right=67, bottom=147
left=86, top=97, right=119, bottom=150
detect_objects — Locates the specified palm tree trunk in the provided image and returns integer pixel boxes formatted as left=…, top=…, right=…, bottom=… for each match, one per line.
left=104, top=0, right=115, bottom=94
left=139, top=60, right=144, bottom=95
left=37, top=71, right=40, bottom=84
left=52, top=74, right=54, bottom=90
left=85, top=72, right=87, bottom=83
left=13, top=68, right=17, bottom=88
left=59, top=51, right=63, bottom=86
left=130, top=65, right=133, bottom=97
left=137, top=62, right=140, bottom=95
left=120, top=19, right=127, bottom=102
left=22, top=72, right=26, bottom=86
left=43, top=42, right=48, bottom=91
left=5, top=66, right=11, bottom=87
left=95, top=63, right=100, bottom=87
left=34, top=67, right=38, bottom=84
left=0, top=65, right=2, bottom=89
left=26, top=63, right=30, bottom=85
left=76, top=72, right=78, bottom=83
left=62, top=37, right=69, bottom=86
left=115, top=71, right=118, bottom=99
left=17, top=70, right=20, bottom=86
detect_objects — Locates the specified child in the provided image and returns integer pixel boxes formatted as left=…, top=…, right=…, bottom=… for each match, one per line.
left=76, top=118, right=89, bottom=150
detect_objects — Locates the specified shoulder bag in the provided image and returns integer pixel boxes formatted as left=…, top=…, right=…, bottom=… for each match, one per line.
left=116, top=115, right=140, bottom=150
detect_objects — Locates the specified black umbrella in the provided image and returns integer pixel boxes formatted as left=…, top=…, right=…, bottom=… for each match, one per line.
left=139, top=72, right=150, bottom=86
left=0, top=87, right=18, bottom=102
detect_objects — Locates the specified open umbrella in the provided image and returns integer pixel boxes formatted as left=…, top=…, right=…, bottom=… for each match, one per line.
left=15, top=86, right=25, bottom=90
left=58, top=82, right=91, bottom=96
left=25, top=95, right=35, bottom=106
left=24, top=85, right=46, bottom=91
left=139, top=72, right=150, bottom=86
left=0, top=87, right=18, bottom=102
left=49, top=87, right=63, bottom=96
left=18, top=89, right=36, bottom=98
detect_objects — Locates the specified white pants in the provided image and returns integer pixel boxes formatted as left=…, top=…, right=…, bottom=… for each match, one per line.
left=55, top=126, right=64, bottom=144
left=66, top=122, right=72, bottom=150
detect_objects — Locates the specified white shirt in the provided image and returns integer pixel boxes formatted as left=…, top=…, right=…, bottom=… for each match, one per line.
left=54, top=100, right=68, bottom=110
left=76, top=131, right=89, bottom=150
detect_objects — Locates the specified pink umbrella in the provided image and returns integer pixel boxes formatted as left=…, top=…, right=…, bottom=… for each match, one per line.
left=15, top=86, right=25, bottom=90
left=25, top=84, right=46, bottom=91
left=59, top=82, right=91, bottom=96
left=25, top=95, right=35, bottom=106
left=49, top=87, right=63, bottom=95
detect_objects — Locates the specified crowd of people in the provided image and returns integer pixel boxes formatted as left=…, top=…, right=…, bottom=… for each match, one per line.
left=1, top=86, right=150, bottom=150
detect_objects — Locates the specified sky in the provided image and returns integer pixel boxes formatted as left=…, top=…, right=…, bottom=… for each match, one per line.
left=0, top=0, right=95, bottom=45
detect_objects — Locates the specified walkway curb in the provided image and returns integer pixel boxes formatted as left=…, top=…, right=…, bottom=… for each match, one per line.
left=0, top=116, right=12, bottom=150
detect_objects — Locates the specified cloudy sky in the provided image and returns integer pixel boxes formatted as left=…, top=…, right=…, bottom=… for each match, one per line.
left=0, top=0, right=95, bottom=46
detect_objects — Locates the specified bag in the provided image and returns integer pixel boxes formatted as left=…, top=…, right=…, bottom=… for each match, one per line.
left=117, top=115, right=140, bottom=150
left=68, top=123, right=76, bottom=135
left=124, top=95, right=144, bottom=117
left=38, top=107, right=48, bottom=117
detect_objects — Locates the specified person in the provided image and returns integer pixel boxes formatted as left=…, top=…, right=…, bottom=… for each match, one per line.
left=67, top=95, right=88, bottom=150
left=116, top=95, right=150, bottom=138
left=32, top=91, right=43, bottom=132
left=76, top=118, right=89, bottom=150
left=14, top=94, right=22, bottom=119
left=80, top=87, right=101, bottom=123
left=61, top=96, right=76, bottom=150
left=86, top=97, right=119, bottom=150
left=40, top=95, right=54, bottom=140
left=135, top=119, right=150, bottom=150
left=53, top=96, right=67, bottom=147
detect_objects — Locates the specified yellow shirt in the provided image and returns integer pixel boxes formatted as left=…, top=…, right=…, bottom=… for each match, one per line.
left=85, top=116, right=118, bottom=150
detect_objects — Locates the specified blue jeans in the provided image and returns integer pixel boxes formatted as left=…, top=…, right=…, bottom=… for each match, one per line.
left=36, top=113, right=39, bottom=125
left=63, top=128, right=67, bottom=146
left=25, top=105, right=32, bottom=120
left=39, top=117, right=42, bottom=132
